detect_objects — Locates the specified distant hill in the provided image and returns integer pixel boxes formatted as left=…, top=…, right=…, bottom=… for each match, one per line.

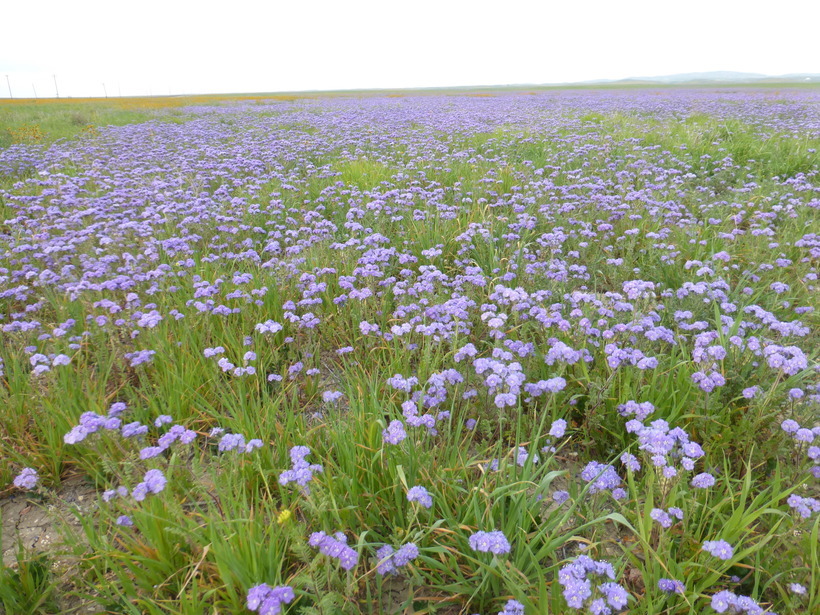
left=576, top=71, right=820, bottom=85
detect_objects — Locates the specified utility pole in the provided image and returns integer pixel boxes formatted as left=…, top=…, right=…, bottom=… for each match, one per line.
left=32, top=83, right=37, bottom=99
left=102, top=83, right=108, bottom=98
left=5, top=74, right=11, bottom=98
left=53, top=74, right=60, bottom=98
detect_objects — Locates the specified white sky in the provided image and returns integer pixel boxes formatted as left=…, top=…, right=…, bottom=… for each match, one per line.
left=1, top=0, right=818, bottom=98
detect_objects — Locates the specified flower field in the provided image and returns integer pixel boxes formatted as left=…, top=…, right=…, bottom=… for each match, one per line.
left=1, top=88, right=818, bottom=614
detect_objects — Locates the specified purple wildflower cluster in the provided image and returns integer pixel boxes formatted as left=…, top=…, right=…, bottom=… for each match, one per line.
left=131, top=469, right=167, bottom=501
left=702, top=539, right=735, bottom=560
left=786, top=494, right=820, bottom=518
left=650, top=506, right=684, bottom=528
left=625, top=418, right=705, bottom=478
left=580, top=462, right=626, bottom=500
left=497, top=600, right=525, bottom=615
left=407, top=485, right=433, bottom=509
left=27, top=351, right=72, bottom=375
left=204, top=345, right=260, bottom=377
left=140, top=422, right=197, bottom=459
left=13, top=467, right=39, bottom=489
left=617, top=400, right=655, bottom=421
left=781, top=418, right=820, bottom=477
left=658, top=578, right=685, bottom=594
left=710, top=590, right=771, bottom=614
left=308, top=531, right=358, bottom=570
left=210, top=428, right=263, bottom=454
left=63, top=405, right=199, bottom=464
left=468, top=530, right=511, bottom=555
left=382, top=419, right=407, bottom=444
left=558, top=555, right=629, bottom=613
left=374, top=542, right=419, bottom=575
left=64, top=408, right=126, bottom=444
left=246, top=584, right=295, bottom=615
left=279, top=446, right=323, bottom=493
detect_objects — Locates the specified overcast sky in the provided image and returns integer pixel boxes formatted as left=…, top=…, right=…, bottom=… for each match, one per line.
left=1, top=0, right=818, bottom=98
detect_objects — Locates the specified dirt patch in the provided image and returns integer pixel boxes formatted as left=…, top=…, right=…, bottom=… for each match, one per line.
left=1, top=477, right=102, bottom=613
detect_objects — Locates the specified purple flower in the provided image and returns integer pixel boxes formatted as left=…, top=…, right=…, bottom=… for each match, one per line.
left=382, top=420, right=407, bottom=445
left=124, top=349, right=156, bottom=367
left=154, top=415, right=173, bottom=427
left=498, top=600, right=525, bottom=615
left=116, top=515, right=134, bottom=527
left=650, top=508, right=673, bottom=528
left=13, top=467, right=39, bottom=489
left=710, top=590, right=766, bottom=614
left=658, top=578, right=684, bottom=594
left=322, top=390, right=343, bottom=403
left=254, top=320, right=283, bottom=335
left=375, top=542, right=419, bottom=575
left=108, top=402, right=127, bottom=416
left=468, top=530, right=511, bottom=555
left=139, top=446, right=165, bottom=460
left=549, top=418, right=568, bottom=438
left=219, top=433, right=246, bottom=452
left=580, top=461, right=622, bottom=495
left=553, top=490, right=570, bottom=504
left=246, top=583, right=295, bottom=614
left=64, top=425, right=89, bottom=444
left=558, top=555, right=627, bottom=612
left=703, top=539, right=734, bottom=560
left=516, top=446, right=539, bottom=467
left=407, top=485, right=433, bottom=509
left=742, top=386, right=759, bottom=399
left=691, top=472, right=716, bottom=488
left=144, top=469, right=167, bottom=494
left=787, top=494, right=820, bottom=518
left=308, top=531, right=358, bottom=570
left=122, top=421, right=148, bottom=438
left=279, top=446, right=323, bottom=494
left=620, top=453, right=641, bottom=472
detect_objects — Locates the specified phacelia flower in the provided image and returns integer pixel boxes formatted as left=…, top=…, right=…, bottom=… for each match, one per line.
left=658, top=578, right=685, bottom=594
left=691, top=472, right=716, bottom=488
left=468, top=530, right=511, bottom=555
left=308, top=531, right=358, bottom=570
left=382, top=419, right=407, bottom=444
left=703, top=539, right=734, bottom=560
left=375, top=542, right=419, bottom=575
left=407, top=485, right=433, bottom=509
left=279, top=446, right=323, bottom=494
left=13, top=467, right=39, bottom=489
left=246, top=583, right=295, bottom=615
left=558, top=555, right=628, bottom=612
left=498, top=599, right=525, bottom=615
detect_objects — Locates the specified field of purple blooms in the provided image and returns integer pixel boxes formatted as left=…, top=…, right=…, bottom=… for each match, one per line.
left=1, top=88, right=819, bottom=614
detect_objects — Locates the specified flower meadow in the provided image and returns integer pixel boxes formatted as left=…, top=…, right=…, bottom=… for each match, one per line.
left=1, top=88, right=818, bottom=614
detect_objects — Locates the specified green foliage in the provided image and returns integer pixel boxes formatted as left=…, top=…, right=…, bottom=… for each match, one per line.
left=0, top=544, right=60, bottom=614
